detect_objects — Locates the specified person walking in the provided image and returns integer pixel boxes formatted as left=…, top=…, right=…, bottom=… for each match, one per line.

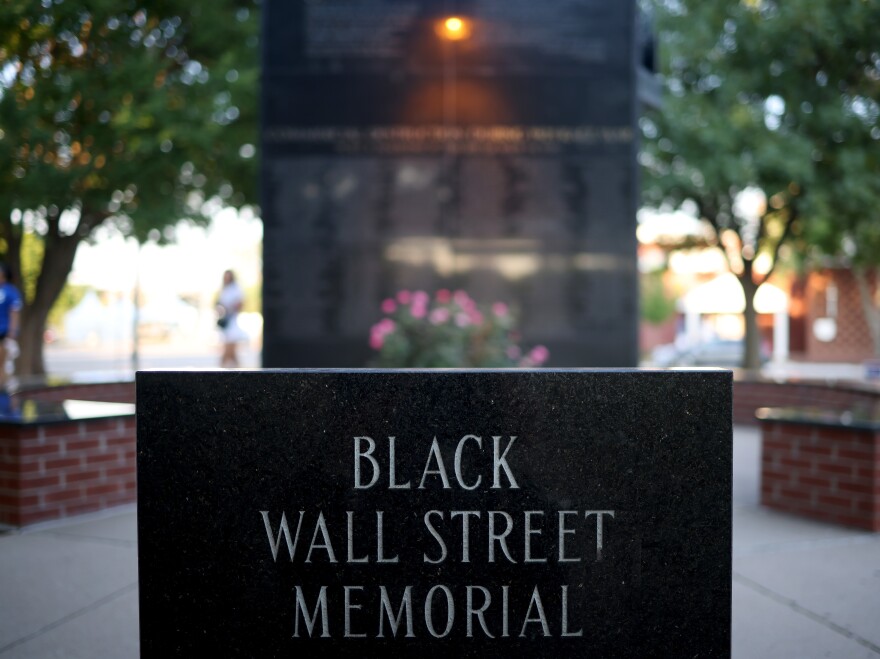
left=0, top=264, right=22, bottom=390
left=217, top=269, right=247, bottom=367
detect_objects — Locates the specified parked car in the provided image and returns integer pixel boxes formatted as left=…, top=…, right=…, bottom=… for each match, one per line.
left=651, top=339, right=769, bottom=368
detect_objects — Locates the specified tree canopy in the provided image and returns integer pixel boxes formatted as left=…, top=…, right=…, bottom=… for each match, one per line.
left=642, top=0, right=880, bottom=365
left=0, top=0, right=259, bottom=374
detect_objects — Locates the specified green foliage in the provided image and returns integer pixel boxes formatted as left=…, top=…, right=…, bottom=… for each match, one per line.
left=0, top=0, right=259, bottom=372
left=0, top=0, right=259, bottom=232
left=642, top=0, right=880, bottom=364
left=644, top=0, right=880, bottom=254
left=370, top=290, right=549, bottom=368
left=641, top=271, right=677, bottom=325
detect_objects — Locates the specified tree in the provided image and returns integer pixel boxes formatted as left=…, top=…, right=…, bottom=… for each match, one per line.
left=0, top=0, right=259, bottom=375
left=787, top=1, right=880, bottom=357
left=641, top=0, right=880, bottom=368
left=735, top=0, right=880, bottom=359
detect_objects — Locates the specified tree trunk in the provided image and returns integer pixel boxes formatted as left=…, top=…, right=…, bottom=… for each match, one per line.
left=16, top=235, right=81, bottom=377
left=853, top=268, right=880, bottom=358
left=18, top=308, right=50, bottom=377
left=738, top=265, right=763, bottom=370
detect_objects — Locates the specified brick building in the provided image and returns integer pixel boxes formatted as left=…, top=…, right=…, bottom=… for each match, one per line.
left=793, top=268, right=879, bottom=363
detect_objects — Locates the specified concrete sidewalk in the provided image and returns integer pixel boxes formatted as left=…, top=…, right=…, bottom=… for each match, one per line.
left=0, top=508, right=139, bottom=658
left=0, top=426, right=878, bottom=658
left=731, top=426, right=880, bottom=658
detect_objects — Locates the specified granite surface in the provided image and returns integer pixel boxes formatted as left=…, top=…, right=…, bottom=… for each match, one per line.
left=137, top=369, right=732, bottom=657
left=261, top=1, right=643, bottom=368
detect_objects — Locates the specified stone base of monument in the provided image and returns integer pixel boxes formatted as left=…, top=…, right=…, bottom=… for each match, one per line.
left=137, top=369, right=732, bottom=657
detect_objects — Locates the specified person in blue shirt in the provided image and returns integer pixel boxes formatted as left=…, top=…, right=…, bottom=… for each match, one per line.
left=0, top=263, right=22, bottom=390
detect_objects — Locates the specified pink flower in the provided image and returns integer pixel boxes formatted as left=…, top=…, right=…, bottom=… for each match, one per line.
left=436, top=289, right=452, bottom=303
left=456, top=297, right=476, bottom=314
left=453, top=290, right=472, bottom=306
left=469, top=310, right=484, bottom=326
left=455, top=312, right=471, bottom=328
left=369, top=324, right=385, bottom=350
left=381, top=298, right=397, bottom=314
left=492, top=302, right=509, bottom=318
left=411, top=302, right=427, bottom=319
left=528, top=345, right=550, bottom=366
left=369, top=318, right=398, bottom=351
left=412, top=290, right=430, bottom=307
left=397, top=290, right=412, bottom=304
left=429, top=307, right=450, bottom=325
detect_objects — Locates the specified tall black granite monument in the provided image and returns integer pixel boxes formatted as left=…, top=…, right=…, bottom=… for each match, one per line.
left=262, top=0, right=653, bottom=367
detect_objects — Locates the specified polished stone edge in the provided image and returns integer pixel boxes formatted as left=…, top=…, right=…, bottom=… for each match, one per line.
left=734, top=369, right=880, bottom=393
left=136, top=367, right=732, bottom=375
left=756, top=406, right=880, bottom=432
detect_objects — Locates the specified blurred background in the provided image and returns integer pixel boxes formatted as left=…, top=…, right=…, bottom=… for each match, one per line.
left=1, top=0, right=878, bottom=378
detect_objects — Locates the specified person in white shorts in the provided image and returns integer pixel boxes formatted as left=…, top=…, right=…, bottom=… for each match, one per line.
left=216, top=269, right=248, bottom=367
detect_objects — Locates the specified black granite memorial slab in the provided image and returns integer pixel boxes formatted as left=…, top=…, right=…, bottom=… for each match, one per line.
left=137, top=369, right=731, bottom=657
left=261, top=1, right=648, bottom=367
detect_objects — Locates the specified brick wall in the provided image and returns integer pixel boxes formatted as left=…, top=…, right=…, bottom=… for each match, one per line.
left=760, top=420, right=880, bottom=531
left=0, top=416, right=136, bottom=527
left=805, top=269, right=877, bottom=362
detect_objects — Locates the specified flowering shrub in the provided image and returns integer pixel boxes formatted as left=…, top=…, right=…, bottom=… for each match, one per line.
left=369, top=289, right=549, bottom=368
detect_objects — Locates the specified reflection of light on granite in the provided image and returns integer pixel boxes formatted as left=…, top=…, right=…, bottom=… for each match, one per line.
left=384, top=237, right=540, bottom=280
left=384, top=237, right=633, bottom=280
left=572, top=253, right=633, bottom=272
left=384, top=238, right=456, bottom=275
left=62, top=400, right=136, bottom=420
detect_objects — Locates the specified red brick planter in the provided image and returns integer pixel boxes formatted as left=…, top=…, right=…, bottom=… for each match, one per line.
left=757, top=408, right=880, bottom=532
left=0, top=400, right=136, bottom=528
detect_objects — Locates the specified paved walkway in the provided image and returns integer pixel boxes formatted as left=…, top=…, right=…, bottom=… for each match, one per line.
left=0, top=426, right=878, bottom=657
left=731, top=427, right=880, bottom=658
